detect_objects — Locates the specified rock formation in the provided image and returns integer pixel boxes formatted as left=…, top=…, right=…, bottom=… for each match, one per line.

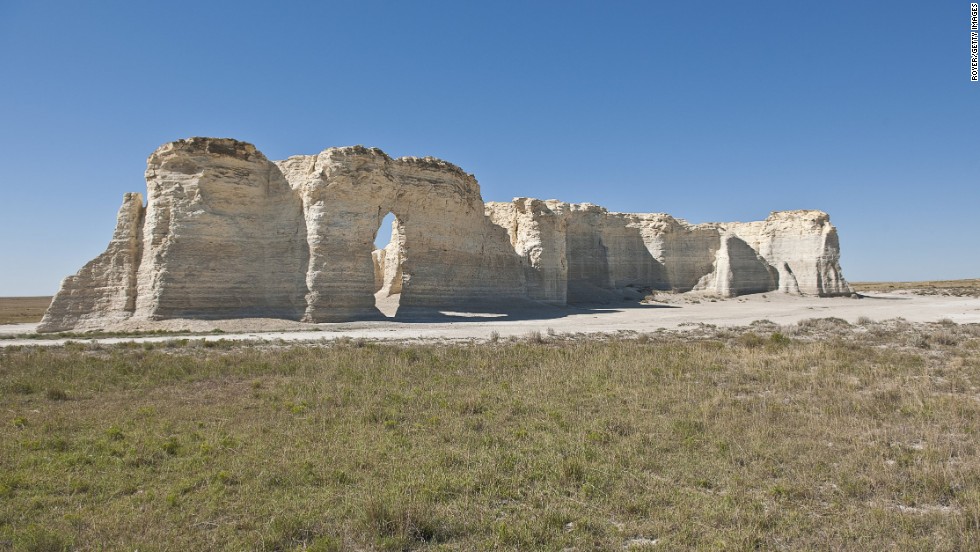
left=134, top=139, right=309, bottom=321
left=38, top=192, right=144, bottom=331
left=38, top=137, right=852, bottom=332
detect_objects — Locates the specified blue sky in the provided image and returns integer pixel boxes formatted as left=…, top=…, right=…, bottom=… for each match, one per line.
left=1, top=1, right=977, bottom=295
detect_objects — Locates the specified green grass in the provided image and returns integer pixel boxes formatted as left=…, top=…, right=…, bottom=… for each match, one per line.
left=1, top=327, right=979, bottom=550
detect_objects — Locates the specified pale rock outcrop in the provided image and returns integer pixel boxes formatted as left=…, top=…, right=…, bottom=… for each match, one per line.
left=485, top=200, right=850, bottom=302
left=276, top=146, right=528, bottom=321
left=725, top=210, right=850, bottom=297
left=40, top=137, right=852, bottom=332
left=486, top=198, right=568, bottom=305
left=38, top=193, right=144, bottom=332
left=624, top=214, right=722, bottom=293
left=373, top=219, right=403, bottom=296
left=134, top=138, right=309, bottom=320
left=693, top=233, right=778, bottom=296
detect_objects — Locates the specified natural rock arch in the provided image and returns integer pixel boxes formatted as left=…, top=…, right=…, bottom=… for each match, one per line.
left=372, top=212, right=404, bottom=316
left=275, top=146, right=528, bottom=322
left=39, top=137, right=853, bottom=333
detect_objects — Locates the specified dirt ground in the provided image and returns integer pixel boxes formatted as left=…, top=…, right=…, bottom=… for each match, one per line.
left=2, top=287, right=979, bottom=347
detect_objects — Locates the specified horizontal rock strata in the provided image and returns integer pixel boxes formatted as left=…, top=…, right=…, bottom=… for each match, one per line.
left=39, top=137, right=852, bottom=332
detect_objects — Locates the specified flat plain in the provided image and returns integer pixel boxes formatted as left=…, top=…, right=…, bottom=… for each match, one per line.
left=850, top=279, right=980, bottom=297
left=0, top=296, right=50, bottom=324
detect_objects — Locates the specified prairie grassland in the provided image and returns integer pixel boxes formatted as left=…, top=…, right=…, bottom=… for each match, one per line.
left=1, top=320, right=979, bottom=551
left=850, top=279, right=980, bottom=297
left=0, top=296, right=51, bottom=324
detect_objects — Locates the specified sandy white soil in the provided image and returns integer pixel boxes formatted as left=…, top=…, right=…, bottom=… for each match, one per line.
left=2, top=292, right=979, bottom=347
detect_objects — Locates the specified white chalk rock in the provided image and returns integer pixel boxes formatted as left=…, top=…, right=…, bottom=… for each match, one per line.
left=39, top=138, right=852, bottom=332
left=134, top=138, right=309, bottom=320
left=38, top=192, right=144, bottom=332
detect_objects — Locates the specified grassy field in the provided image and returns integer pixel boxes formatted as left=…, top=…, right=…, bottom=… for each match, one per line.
left=0, top=296, right=51, bottom=324
left=850, top=279, right=980, bottom=297
left=2, top=320, right=979, bottom=550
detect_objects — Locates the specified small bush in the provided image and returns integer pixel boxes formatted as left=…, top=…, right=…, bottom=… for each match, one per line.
left=45, top=388, right=69, bottom=401
left=737, top=332, right=765, bottom=348
left=930, top=331, right=960, bottom=347
left=105, top=426, right=125, bottom=441
left=797, top=317, right=851, bottom=331
left=8, top=381, right=35, bottom=395
left=362, top=496, right=451, bottom=545
left=162, top=436, right=180, bottom=455
left=769, top=332, right=791, bottom=346
left=524, top=330, right=545, bottom=344
left=907, top=334, right=930, bottom=349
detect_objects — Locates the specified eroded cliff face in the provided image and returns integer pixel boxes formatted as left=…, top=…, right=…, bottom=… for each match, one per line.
left=485, top=200, right=851, bottom=304
left=486, top=198, right=568, bottom=305
left=40, top=137, right=852, bottom=332
left=38, top=193, right=144, bottom=332
left=275, top=146, right=528, bottom=321
left=134, top=138, right=309, bottom=320
left=725, top=210, right=851, bottom=297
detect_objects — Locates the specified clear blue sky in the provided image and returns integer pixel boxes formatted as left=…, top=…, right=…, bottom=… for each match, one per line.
left=1, top=1, right=977, bottom=295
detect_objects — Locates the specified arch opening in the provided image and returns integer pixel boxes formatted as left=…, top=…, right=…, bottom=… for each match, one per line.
left=372, top=211, right=403, bottom=317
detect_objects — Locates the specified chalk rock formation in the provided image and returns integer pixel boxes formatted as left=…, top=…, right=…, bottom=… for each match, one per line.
left=485, top=198, right=568, bottom=305
left=39, top=193, right=144, bottom=332
left=373, top=219, right=404, bottom=296
left=486, top=200, right=851, bottom=303
left=693, top=233, right=778, bottom=296
left=39, top=137, right=852, bottom=332
left=725, top=210, right=851, bottom=296
left=275, top=146, right=527, bottom=321
left=132, top=138, right=309, bottom=321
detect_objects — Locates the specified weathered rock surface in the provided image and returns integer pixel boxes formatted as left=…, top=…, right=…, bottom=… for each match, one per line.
left=373, top=219, right=404, bottom=297
left=133, top=138, right=309, bottom=320
left=693, top=233, right=778, bottom=296
left=40, top=137, right=852, bottom=332
left=725, top=210, right=851, bottom=296
left=38, top=193, right=144, bottom=332
left=486, top=200, right=851, bottom=304
left=275, top=146, right=528, bottom=321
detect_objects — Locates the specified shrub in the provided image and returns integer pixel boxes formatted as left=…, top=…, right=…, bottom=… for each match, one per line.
left=45, top=388, right=69, bottom=401
left=769, top=332, right=791, bottom=346
left=736, top=332, right=765, bottom=348
left=524, top=330, right=545, bottom=344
